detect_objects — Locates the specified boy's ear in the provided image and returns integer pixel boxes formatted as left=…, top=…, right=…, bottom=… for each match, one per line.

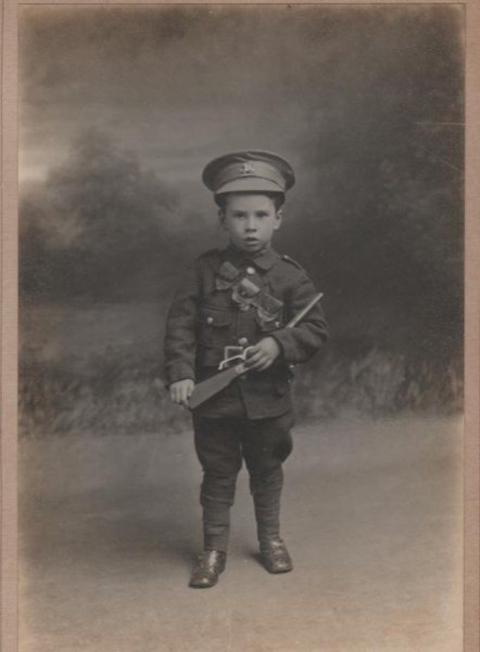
left=274, top=209, right=283, bottom=231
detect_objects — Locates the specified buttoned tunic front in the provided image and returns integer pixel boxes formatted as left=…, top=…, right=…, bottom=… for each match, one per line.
left=164, top=245, right=328, bottom=419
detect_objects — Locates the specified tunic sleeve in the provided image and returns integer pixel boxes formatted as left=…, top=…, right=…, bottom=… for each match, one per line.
left=163, top=261, right=201, bottom=385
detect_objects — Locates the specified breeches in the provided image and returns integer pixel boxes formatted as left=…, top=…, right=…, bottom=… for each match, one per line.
left=192, top=411, right=294, bottom=551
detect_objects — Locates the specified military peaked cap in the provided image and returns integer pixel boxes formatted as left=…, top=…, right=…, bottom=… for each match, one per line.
left=202, top=150, right=295, bottom=196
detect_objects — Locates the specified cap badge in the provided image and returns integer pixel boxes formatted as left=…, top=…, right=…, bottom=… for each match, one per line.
left=239, top=163, right=255, bottom=176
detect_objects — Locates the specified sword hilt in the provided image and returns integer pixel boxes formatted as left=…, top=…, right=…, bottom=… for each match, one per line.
left=218, top=345, right=254, bottom=370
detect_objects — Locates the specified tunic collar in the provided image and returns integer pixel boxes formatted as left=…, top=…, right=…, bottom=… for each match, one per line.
left=223, top=244, right=279, bottom=271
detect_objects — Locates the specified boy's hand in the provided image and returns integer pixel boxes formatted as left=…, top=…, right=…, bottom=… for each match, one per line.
left=244, top=337, right=281, bottom=372
left=169, top=379, right=195, bottom=409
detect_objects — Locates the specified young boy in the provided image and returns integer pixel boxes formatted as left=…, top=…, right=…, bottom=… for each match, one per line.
left=164, top=151, right=328, bottom=588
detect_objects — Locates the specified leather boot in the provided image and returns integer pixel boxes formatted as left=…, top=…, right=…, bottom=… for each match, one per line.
left=259, top=536, right=293, bottom=574
left=189, top=550, right=226, bottom=588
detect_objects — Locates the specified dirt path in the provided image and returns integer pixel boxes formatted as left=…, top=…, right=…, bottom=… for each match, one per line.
left=19, top=415, right=463, bottom=651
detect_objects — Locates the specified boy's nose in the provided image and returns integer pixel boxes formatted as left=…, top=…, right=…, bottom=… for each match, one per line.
left=246, top=216, right=257, bottom=231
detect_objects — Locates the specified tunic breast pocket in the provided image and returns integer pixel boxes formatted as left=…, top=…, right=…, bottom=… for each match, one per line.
left=199, top=307, right=233, bottom=347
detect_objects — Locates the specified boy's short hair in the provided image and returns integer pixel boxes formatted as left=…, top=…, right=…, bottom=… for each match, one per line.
left=215, top=191, right=285, bottom=211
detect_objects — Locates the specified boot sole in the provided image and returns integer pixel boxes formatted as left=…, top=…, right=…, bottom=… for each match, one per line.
left=263, top=563, right=293, bottom=574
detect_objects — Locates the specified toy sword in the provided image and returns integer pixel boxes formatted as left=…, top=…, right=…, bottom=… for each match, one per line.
left=188, top=292, right=323, bottom=409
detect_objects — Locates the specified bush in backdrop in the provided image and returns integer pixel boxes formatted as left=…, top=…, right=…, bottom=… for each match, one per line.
left=19, top=338, right=463, bottom=438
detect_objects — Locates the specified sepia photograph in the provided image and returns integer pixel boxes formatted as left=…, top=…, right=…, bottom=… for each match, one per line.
left=12, top=3, right=469, bottom=650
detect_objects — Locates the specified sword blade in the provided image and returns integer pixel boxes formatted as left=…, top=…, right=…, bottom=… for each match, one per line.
left=188, top=363, right=246, bottom=409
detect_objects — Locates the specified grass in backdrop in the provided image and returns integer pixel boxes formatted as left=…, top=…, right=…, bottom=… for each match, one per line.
left=19, top=302, right=463, bottom=438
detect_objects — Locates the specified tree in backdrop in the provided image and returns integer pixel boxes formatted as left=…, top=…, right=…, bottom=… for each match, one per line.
left=20, top=128, right=197, bottom=301
left=277, top=8, right=464, bottom=361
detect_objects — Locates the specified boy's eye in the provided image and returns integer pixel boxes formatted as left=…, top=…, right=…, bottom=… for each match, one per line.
left=229, top=210, right=270, bottom=219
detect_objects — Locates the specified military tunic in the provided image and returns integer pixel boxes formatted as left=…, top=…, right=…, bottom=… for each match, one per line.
left=164, top=244, right=328, bottom=419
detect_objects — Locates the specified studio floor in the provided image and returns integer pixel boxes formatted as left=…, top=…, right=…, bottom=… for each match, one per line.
left=19, top=415, right=463, bottom=652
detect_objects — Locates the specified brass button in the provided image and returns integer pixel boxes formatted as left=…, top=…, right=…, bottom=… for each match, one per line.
left=246, top=266, right=255, bottom=275
left=275, top=321, right=281, bottom=328
left=238, top=337, right=248, bottom=346
left=206, top=316, right=214, bottom=324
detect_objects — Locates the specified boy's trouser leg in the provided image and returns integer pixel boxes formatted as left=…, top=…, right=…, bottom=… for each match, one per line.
left=193, top=416, right=243, bottom=552
left=242, top=412, right=294, bottom=545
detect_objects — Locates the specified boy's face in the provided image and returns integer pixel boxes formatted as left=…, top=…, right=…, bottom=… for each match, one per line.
left=219, top=193, right=282, bottom=254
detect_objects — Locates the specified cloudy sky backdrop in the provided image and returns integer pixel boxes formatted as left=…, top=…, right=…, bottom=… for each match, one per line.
left=19, top=5, right=463, bottom=206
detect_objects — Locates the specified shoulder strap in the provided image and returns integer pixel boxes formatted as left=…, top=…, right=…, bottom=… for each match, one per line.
left=281, top=254, right=305, bottom=271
